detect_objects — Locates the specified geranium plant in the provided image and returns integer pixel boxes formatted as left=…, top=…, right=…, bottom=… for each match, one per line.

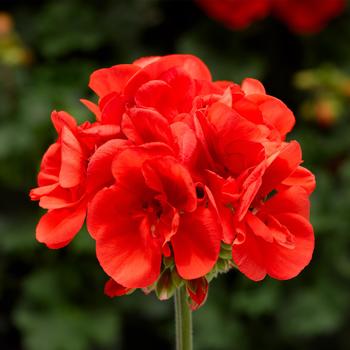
left=30, top=54, right=315, bottom=349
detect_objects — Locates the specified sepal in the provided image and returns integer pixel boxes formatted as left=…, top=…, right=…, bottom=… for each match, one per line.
left=155, top=267, right=183, bottom=300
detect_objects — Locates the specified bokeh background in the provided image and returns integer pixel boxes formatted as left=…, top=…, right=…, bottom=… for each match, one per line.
left=1, top=0, right=350, bottom=349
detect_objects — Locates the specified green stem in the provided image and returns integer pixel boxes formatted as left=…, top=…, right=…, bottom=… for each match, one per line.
left=174, top=286, right=193, bottom=350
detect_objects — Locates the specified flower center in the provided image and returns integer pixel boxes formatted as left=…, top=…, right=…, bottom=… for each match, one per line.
left=142, top=199, right=163, bottom=238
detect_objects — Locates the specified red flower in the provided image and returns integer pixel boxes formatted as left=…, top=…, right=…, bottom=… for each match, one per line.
left=31, top=54, right=315, bottom=306
left=232, top=187, right=314, bottom=280
left=196, top=0, right=345, bottom=33
left=30, top=111, right=119, bottom=248
left=87, top=143, right=222, bottom=288
left=208, top=139, right=315, bottom=280
left=273, top=0, right=345, bottom=33
left=196, top=0, right=270, bottom=29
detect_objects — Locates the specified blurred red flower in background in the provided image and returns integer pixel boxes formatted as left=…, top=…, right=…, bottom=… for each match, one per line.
left=273, top=0, right=345, bottom=33
left=195, top=0, right=270, bottom=29
left=31, top=54, right=315, bottom=309
left=197, top=0, right=345, bottom=33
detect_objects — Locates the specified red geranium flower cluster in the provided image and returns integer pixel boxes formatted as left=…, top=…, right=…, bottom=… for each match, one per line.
left=30, top=54, right=315, bottom=309
left=197, top=0, right=345, bottom=33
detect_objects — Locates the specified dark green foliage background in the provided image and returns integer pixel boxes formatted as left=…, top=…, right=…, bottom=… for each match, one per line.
left=1, top=0, right=350, bottom=349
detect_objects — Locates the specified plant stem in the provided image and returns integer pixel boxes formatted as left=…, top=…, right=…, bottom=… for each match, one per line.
left=174, top=286, right=193, bottom=350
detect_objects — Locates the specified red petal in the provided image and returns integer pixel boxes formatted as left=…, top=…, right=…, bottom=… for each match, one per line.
left=51, top=111, right=77, bottom=134
left=59, top=126, right=85, bottom=188
left=218, top=202, right=235, bottom=244
left=133, top=56, right=160, bottom=67
left=236, top=161, right=266, bottom=221
left=170, top=122, right=198, bottom=165
left=39, top=196, right=76, bottom=210
left=192, top=113, right=217, bottom=169
left=104, top=278, right=133, bottom=297
left=111, top=143, right=173, bottom=191
left=221, top=140, right=265, bottom=176
left=160, top=67, right=197, bottom=112
left=77, top=123, right=120, bottom=152
left=208, top=102, right=264, bottom=148
left=89, top=64, right=140, bottom=97
left=233, top=212, right=314, bottom=281
left=38, top=187, right=78, bottom=210
left=122, top=108, right=174, bottom=146
left=248, top=95, right=295, bottom=137
left=140, top=54, right=212, bottom=81
left=172, top=206, right=222, bottom=279
left=246, top=211, right=273, bottom=243
left=232, top=223, right=267, bottom=281
left=186, top=277, right=209, bottom=311
left=80, top=99, right=101, bottom=121
left=263, top=186, right=311, bottom=220
left=30, top=183, right=59, bottom=201
left=205, top=171, right=236, bottom=244
left=134, top=80, right=175, bottom=117
left=36, top=203, right=86, bottom=248
left=157, top=205, right=180, bottom=245
left=86, top=139, right=130, bottom=194
left=264, top=213, right=314, bottom=280
left=280, top=166, right=316, bottom=194
left=125, top=54, right=211, bottom=97
left=87, top=186, right=140, bottom=239
left=37, top=143, right=61, bottom=186
left=99, top=92, right=126, bottom=125
left=142, top=156, right=197, bottom=212
left=259, top=141, right=302, bottom=197
left=80, top=123, right=120, bottom=139
left=241, top=78, right=266, bottom=95
left=265, top=214, right=295, bottom=249
left=232, top=97, right=264, bottom=124
left=91, top=187, right=162, bottom=288
left=262, top=97, right=295, bottom=136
